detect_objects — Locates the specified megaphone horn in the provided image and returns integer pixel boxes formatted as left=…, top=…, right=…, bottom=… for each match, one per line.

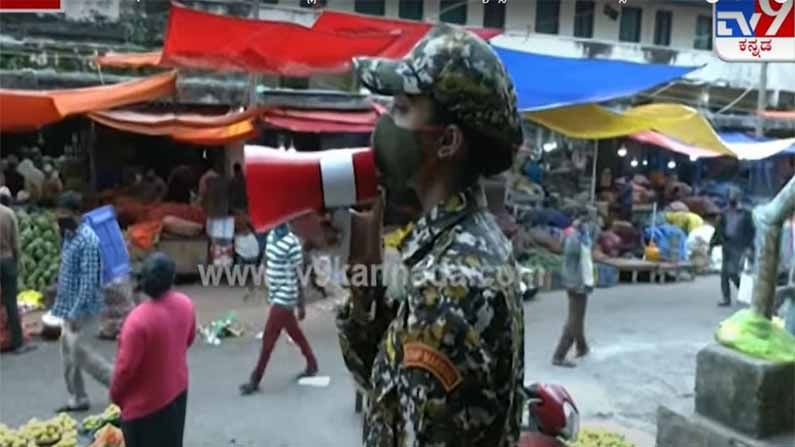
left=244, top=145, right=377, bottom=232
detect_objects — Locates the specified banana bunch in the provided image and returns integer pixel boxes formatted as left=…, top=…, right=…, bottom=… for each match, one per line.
left=0, top=430, right=37, bottom=447
left=81, top=405, right=121, bottom=435
left=566, top=428, right=636, bottom=447
left=16, top=418, right=62, bottom=446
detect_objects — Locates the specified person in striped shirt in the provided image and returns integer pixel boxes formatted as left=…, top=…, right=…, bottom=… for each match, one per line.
left=239, top=222, right=318, bottom=395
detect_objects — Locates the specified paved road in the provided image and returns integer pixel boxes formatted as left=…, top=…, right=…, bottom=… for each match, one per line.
left=1, top=276, right=738, bottom=446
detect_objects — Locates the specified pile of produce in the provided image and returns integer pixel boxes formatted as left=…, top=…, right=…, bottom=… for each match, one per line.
left=0, top=413, right=78, bottom=447
left=566, top=428, right=636, bottom=447
left=16, top=210, right=61, bottom=293
left=80, top=405, right=120, bottom=435
left=88, top=425, right=124, bottom=447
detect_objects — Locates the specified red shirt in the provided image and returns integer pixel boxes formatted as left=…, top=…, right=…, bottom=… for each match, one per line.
left=110, top=291, right=196, bottom=421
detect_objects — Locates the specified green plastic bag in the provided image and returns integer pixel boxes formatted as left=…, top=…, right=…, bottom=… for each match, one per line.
left=716, top=309, right=795, bottom=363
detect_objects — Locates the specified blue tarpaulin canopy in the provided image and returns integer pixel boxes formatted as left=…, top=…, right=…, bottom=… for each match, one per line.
left=719, top=132, right=795, bottom=155
left=493, top=46, right=700, bottom=112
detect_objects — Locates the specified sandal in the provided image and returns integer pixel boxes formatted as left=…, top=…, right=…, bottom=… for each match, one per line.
left=552, top=358, right=577, bottom=368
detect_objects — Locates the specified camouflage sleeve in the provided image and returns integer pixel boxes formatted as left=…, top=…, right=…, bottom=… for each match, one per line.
left=336, top=279, right=393, bottom=392
left=397, top=283, right=515, bottom=446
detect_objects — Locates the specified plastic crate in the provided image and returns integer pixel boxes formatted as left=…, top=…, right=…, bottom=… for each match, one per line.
left=82, top=205, right=131, bottom=284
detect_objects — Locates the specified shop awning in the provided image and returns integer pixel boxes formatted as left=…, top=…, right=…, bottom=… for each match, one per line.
left=719, top=132, right=795, bottom=159
left=527, top=103, right=735, bottom=157
left=630, top=131, right=723, bottom=159
left=162, top=3, right=402, bottom=76
left=260, top=107, right=380, bottom=133
left=493, top=45, right=699, bottom=111
left=88, top=109, right=258, bottom=146
left=758, top=110, right=795, bottom=120
left=312, top=11, right=502, bottom=59
left=0, top=71, right=177, bottom=132
left=95, top=51, right=163, bottom=69
left=629, top=130, right=795, bottom=160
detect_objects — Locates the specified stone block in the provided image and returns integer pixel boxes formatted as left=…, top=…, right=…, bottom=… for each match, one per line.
left=657, top=405, right=795, bottom=447
left=695, top=343, right=795, bottom=438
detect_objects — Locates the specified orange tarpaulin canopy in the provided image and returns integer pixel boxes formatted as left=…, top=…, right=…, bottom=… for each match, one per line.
left=88, top=109, right=258, bottom=146
left=0, top=71, right=177, bottom=132
left=95, top=51, right=163, bottom=69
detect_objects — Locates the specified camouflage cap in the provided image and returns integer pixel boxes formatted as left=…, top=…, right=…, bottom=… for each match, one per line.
left=355, top=24, right=523, bottom=154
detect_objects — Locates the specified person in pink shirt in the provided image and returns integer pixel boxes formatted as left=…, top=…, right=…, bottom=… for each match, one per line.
left=110, top=252, right=196, bottom=447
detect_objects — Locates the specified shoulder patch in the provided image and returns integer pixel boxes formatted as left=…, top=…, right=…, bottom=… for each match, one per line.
left=403, top=342, right=462, bottom=392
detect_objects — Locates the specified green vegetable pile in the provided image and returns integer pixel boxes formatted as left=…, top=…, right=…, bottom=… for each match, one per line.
left=566, top=428, right=636, bottom=447
left=16, top=210, right=61, bottom=293
left=519, top=248, right=563, bottom=272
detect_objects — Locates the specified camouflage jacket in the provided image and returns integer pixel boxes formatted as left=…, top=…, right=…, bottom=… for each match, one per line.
left=337, top=185, right=525, bottom=447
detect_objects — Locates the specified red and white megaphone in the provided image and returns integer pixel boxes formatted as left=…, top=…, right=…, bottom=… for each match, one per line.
left=244, top=145, right=378, bottom=233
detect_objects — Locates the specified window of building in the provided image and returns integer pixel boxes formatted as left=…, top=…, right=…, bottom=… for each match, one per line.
left=573, top=1, right=595, bottom=38
left=399, top=0, right=423, bottom=20
left=262, top=0, right=278, bottom=3
left=483, top=1, right=506, bottom=29
left=654, top=10, right=672, bottom=46
left=694, top=15, right=713, bottom=50
left=619, top=6, right=642, bottom=42
left=440, top=0, right=467, bottom=25
left=535, top=0, right=561, bottom=34
left=355, top=0, right=385, bottom=16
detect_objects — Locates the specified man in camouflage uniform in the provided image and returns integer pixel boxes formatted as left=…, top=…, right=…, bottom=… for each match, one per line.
left=337, top=24, right=525, bottom=446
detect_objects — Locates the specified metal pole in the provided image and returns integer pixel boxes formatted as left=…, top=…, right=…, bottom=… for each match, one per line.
left=247, top=0, right=261, bottom=107
left=756, top=62, right=768, bottom=138
left=591, top=140, right=598, bottom=203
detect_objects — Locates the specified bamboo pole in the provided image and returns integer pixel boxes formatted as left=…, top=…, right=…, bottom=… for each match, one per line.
left=751, top=175, right=795, bottom=318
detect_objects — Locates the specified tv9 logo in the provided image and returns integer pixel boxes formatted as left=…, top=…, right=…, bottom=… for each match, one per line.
left=712, top=0, right=795, bottom=61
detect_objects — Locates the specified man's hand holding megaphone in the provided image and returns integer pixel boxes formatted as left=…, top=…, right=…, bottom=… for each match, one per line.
left=348, top=187, right=385, bottom=268
left=345, top=187, right=386, bottom=323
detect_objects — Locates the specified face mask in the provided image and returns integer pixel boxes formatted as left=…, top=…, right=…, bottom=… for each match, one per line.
left=372, top=114, right=426, bottom=194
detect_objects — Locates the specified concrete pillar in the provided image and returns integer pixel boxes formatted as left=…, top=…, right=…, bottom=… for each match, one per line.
left=468, top=0, right=485, bottom=28
left=505, top=0, right=533, bottom=33
left=426, top=0, right=440, bottom=22
left=558, top=0, right=575, bottom=37
left=385, top=0, right=399, bottom=17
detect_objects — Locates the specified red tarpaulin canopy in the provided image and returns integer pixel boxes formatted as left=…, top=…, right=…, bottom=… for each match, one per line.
left=260, top=107, right=380, bottom=133
left=313, top=10, right=501, bottom=59
left=0, top=71, right=177, bottom=132
left=162, top=3, right=401, bottom=76
left=88, top=109, right=258, bottom=146
left=153, top=3, right=502, bottom=75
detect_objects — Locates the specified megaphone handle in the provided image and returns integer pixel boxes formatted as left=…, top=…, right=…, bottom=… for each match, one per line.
left=331, top=207, right=352, bottom=262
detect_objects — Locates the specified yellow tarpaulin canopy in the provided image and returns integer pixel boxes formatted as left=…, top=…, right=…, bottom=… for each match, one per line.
left=526, top=103, right=735, bottom=157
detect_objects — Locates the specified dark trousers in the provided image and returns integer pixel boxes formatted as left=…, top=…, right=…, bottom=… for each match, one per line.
left=249, top=304, right=317, bottom=385
left=721, top=270, right=740, bottom=303
left=553, top=291, right=589, bottom=361
left=121, top=390, right=188, bottom=447
left=0, top=257, right=23, bottom=350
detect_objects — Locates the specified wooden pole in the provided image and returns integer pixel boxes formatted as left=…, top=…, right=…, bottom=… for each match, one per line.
left=591, top=140, right=598, bottom=203
left=756, top=62, right=768, bottom=138
left=751, top=175, right=795, bottom=318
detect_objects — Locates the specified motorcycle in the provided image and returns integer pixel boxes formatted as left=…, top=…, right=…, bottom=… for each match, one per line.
left=520, top=383, right=580, bottom=447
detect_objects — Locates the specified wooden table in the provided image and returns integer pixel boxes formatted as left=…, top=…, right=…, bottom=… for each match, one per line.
left=602, top=258, right=695, bottom=283
left=602, top=258, right=659, bottom=283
